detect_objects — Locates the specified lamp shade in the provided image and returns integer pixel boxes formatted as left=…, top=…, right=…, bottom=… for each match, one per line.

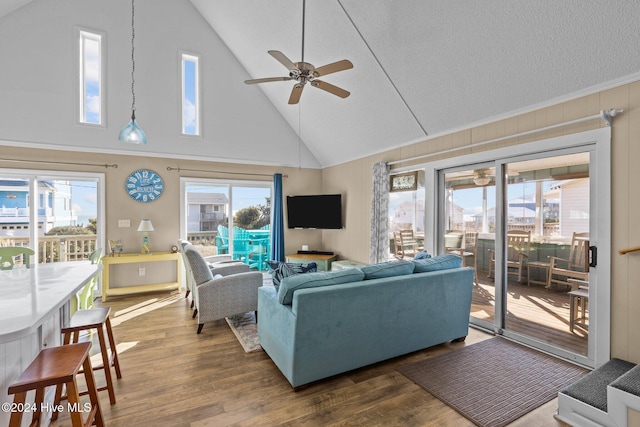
left=119, top=116, right=147, bottom=144
left=137, top=219, right=154, bottom=232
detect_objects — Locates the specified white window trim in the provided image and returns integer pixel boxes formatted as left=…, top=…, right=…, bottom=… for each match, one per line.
left=180, top=52, right=202, bottom=137
left=76, top=28, right=106, bottom=127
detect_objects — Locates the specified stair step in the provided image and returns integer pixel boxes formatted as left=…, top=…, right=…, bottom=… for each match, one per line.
left=560, top=358, right=637, bottom=411
left=610, top=363, right=640, bottom=396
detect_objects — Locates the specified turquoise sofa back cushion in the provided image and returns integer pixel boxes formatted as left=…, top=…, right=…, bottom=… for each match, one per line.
left=360, top=260, right=414, bottom=279
left=278, top=268, right=365, bottom=305
left=412, top=253, right=462, bottom=272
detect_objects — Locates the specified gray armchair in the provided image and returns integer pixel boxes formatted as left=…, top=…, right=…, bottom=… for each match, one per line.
left=184, top=246, right=262, bottom=334
left=179, top=239, right=235, bottom=310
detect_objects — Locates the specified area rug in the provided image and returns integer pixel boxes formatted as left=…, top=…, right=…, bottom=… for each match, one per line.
left=397, top=337, right=588, bottom=427
left=225, top=312, right=262, bottom=353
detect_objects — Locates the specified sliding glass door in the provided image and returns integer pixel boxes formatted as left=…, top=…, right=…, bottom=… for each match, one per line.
left=430, top=128, right=611, bottom=367
left=181, top=178, right=272, bottom=270
left=0, top=169, right=103, bottom=265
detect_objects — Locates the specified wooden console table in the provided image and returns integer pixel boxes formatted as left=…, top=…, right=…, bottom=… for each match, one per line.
left=101, top=252, right=182, bottom=301
left=285, top=253, right=337, bottom=271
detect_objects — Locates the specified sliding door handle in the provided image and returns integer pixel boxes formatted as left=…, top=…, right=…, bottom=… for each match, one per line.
left=589, top=245, right=597, bottom=268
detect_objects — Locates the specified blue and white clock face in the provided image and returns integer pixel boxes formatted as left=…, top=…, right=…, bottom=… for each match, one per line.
left=126, top=169, right=164, bottom=203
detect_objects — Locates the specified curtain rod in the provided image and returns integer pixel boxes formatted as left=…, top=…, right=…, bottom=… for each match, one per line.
left=166, top=166, right=287, bottom=178
left=388, top=109, right=622, bottom=167
left=0, top=158, right=118, bottom=168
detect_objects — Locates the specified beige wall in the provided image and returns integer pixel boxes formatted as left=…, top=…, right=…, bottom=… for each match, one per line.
left=323, top=81, right=640, bottom=364
left=0, top=147, right=323, bottom=273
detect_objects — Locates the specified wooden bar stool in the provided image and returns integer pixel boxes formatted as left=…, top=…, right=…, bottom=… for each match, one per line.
left=55, top=306, right=122, bottom=408
left=7, top=342, right=103, bottom=427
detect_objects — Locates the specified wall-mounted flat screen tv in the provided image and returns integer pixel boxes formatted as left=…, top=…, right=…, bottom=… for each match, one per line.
left=286, top=194, right=343, bottom=229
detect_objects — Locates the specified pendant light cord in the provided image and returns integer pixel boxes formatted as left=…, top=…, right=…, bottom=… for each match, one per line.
left=130, top=0, right=137, bottom=119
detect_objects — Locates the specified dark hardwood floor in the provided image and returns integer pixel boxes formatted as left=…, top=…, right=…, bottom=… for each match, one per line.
left=49, top=289, right=566, bottom=426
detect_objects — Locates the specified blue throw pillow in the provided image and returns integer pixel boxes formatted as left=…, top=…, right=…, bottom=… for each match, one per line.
left=360, top=260, right=414, bottom=280
left=266, top=260, right=317, bottom=290
left=412, top=253, right=462, bottom=273
left=413, top=250, right=432, bottom=260
left=278, top=268, right=365, bottom=305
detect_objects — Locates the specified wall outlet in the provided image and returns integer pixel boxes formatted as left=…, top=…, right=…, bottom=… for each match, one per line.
left=138, top=267, right=145, bottom=276
left=118, top=219, right=131, bottom=228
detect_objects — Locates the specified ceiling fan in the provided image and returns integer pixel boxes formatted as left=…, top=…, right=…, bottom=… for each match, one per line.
left=244, top=0, right=353, bottom=105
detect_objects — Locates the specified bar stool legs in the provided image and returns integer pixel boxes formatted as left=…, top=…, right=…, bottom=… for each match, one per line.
left=7, top=342, right=103, bottom=427
left=53, top=306, right=121, bottom=415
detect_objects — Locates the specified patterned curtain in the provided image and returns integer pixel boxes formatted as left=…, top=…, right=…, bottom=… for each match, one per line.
left=271, top=173, right=285, bottom=261
left=370, top=162, right=390, bottom=263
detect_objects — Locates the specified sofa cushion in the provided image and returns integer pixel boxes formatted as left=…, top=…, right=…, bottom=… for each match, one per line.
left=412, top=253, right=462, bottom=272
left=267, top=261, right=318, bottom=290
left=278, top=268, right=365, bottom=305
left=360, top=260, right=414, bottom=280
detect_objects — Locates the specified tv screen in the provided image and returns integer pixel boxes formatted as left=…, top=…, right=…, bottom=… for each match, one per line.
left=286, top=194, right=343, bottom=229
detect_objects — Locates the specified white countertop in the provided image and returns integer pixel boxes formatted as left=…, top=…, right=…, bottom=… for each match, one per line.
left=0, top=262, right=102, bottom=343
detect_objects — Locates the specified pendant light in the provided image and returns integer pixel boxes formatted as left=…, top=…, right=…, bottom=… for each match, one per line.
left=119, top=0, right=147, bottom=144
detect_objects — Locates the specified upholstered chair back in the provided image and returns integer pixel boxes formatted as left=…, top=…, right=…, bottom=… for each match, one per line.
left=185, top=246, right=214, bottom=285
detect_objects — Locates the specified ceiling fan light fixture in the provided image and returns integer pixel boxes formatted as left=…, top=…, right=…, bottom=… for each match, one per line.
left=243, top=0, right=352, bottom=105
left=474, top=175, right=491, bottom=186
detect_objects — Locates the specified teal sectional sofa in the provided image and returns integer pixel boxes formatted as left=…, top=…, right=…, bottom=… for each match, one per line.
left=258, top=257, right=475, bottom=389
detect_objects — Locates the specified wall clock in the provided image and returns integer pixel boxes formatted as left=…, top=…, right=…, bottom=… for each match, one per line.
left=126, top=169, right=164, bottom=203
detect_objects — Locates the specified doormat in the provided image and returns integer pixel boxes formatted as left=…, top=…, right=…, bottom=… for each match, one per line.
left=397, top=337, right=588, bottom=427
left=225, top=312, right=262, bottom=353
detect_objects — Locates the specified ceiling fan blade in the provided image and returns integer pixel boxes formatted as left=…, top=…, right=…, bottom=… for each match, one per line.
left=310, top=80, right=350, bottom=98
left=268, top=50, right=298, bottom=71
left=244, top=76, right=292, bottom=85
left=314, top=59, right=353, bottom=77
left=288, top=84, right=304, bottom=104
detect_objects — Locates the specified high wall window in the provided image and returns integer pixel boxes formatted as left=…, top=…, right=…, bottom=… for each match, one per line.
left=78, top=30, right=103, bottom=125
left=181, top=53, right=200, bottom=136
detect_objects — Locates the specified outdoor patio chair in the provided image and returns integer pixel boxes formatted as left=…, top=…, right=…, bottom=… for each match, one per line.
left=393, top=229, right=423, bottom=259
left=71, top=248, right=102, bottom=316
left=0, top=246, right=34, bottom=270
left=547, top=232, right=589, bottom=291
left=216, top=225, right=229, bottom=254
left=447, top=231, right=478, bottom=284
left=488, top=230, right=530, bottom=283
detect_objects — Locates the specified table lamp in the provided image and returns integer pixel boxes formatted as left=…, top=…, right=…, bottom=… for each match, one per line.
left=137, top=219, right=154, bottom=254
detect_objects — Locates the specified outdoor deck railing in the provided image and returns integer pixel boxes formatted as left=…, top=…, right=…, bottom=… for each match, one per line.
left=0, top=235, right=97, bottom=263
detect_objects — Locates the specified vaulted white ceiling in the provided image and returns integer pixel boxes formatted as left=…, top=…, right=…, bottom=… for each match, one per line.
left=192, top=0, right=640, bottom=167
left=2, top=1, right=640, bottom=169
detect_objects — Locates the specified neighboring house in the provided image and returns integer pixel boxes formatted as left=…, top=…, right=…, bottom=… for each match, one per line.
left=551, top=178, right=590, bottom=238
left=0, top=179, right=76, bottom=238
left=187, top=192, right=229, bottom=232
left=390, top=199, right=425, bottom=233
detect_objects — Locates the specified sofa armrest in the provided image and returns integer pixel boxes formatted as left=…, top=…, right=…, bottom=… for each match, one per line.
left=210, top=263, right=250, bottom=276
left=257, top=286, right=297, bottom=381
left=204, top=255, right=233, bottom=263
left=196, top=271, right=262, bottom=324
